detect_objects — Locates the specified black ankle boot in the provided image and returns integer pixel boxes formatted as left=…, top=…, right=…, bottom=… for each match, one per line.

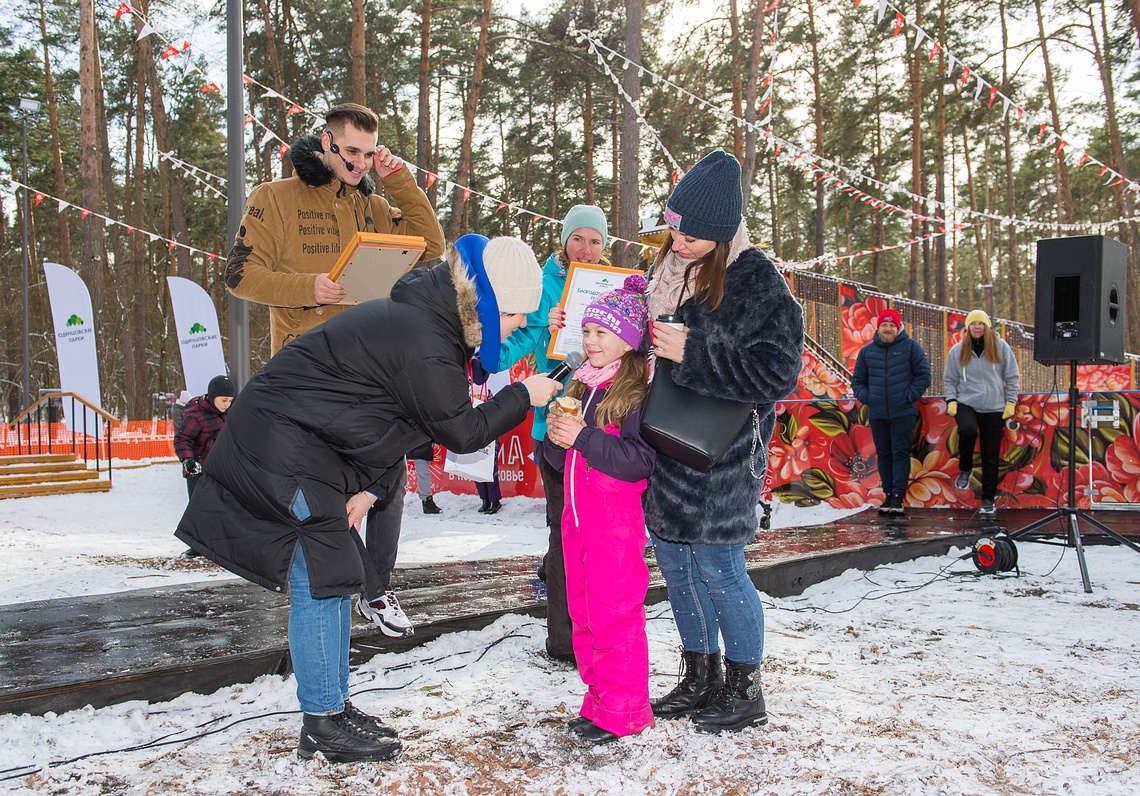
left=651, top=650, right=723, bottom=718
left=298, top=711, right=402, bottom=763
left=690, top=658, right=768, bottom=733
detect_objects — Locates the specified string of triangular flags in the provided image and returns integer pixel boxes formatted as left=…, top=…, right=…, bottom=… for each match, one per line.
left=12, top=179, right=225, bottom=261
left=774, top=224, right=969, bottom=271
left=578, top=29, right=1140, bottom=234
left=158, top=151, right=226, bottom=200
left=113, top=2, right=322, bottom=162
left=861, top=0, right=1139, bottom=198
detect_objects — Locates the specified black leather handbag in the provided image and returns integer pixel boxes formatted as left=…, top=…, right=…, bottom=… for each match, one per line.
left=639, top=358, right=754, bottom=472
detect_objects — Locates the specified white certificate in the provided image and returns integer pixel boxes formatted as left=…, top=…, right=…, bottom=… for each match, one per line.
left=547, top=262, right=642, bottom=360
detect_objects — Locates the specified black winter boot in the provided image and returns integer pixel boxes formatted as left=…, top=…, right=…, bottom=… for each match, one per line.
left=297, top=711, right=402, bottom=763
left=690, top=658, right=768, bottom=733
left=651, top=650, right=723, bottom=718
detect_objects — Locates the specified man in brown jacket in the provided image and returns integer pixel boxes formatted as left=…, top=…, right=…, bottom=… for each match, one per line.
left=226, top=102, right=445, bottom=639
left=226, top=102, right=445, bottom=352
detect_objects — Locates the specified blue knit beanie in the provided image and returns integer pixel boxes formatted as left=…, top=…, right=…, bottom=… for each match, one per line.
left=663, top=150, right=743, bottom=242
left=560, top=204, right=609, bottom=250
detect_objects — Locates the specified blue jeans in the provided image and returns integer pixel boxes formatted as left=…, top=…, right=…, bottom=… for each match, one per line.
left=650, top=533, right=764, bottom=664
left=288, top=545, right=351, bottom=714
left=869, top=416, right=916, bottom=497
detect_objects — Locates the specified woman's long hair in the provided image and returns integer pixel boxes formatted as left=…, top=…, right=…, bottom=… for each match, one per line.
left=959, top=325, right=1002, bottom=367
left=651, top=238, right=732, bottom=312
left=564, top=350, right=648, bottom=429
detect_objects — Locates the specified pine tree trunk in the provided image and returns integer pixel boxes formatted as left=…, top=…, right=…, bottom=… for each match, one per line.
left=618, top=0, right=642, bottom=269
left=1000, top=0, right=1018, bottom=321
left=908, top=1, right=924, bottom=300
left=122, top=60, right=150, bottom=419
left=78, top=0, right=105, bottom=326
left=1090, top=1, right=1140, bottom=351
left=962, top=126, right=994, bottom=306
left=447, top=0, right=493, bottom=241
left=583, top=80, right=595, bottom=205
left=39, top=0, right=72, bottom=268
left=741, top=0, right=767, bottom=213
left=806, top=0, right=825, bottom=262
left=933, top=0, right=948, bottom=306
left=255, top=0, right=291, bottom=178
left=1034, top=0, right=1075, bottom=223
left=351, top=0, right=366, bottom=104
left=728, top=0, right=743, bottom=161
left=417, top=0, right=432, bottom=189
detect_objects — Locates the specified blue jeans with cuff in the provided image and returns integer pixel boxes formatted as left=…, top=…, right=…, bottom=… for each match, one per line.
left=650, top=533, right=764, bottom=664
left=288, top=544, right=351, bottom=714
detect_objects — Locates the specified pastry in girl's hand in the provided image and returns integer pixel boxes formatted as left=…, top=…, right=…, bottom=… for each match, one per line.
left=549, top=396, right=582, bottom=419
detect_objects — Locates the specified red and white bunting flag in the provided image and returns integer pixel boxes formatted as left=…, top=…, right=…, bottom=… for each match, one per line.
left=1078, top=152, right=1090, bottom=167
left=759, top=96, right=772, bottom=113
left=928, top=41, right=941, bottom=62
left=209, top=253, right=218, bottom=261
left=1099, top=164, right=1109, bottom=176
left=1037, top=124, right=1046, bottom=143
left=1054, top=140, right=1068, bottom=157
left=57, top=199, right=68, bottom=213
left=34, top=192, right=45, bottom=206
left=136, top=22, right=156, bottom=40
left=533, top=214, right=541, bottom=223
left=497, top=201, right=508, bottom=212
left=286, top=103, right=303, bottom=116
left=202, top=82, right=220, bottom=93
left=763, top=0, right=779, bottom=10
left=462, top=188, right=473, bottom=202
left=763, top=72, right=773, bottom=87
left=893, top=12, right=904, bottom=37
left=243, top=114, right=254, bottom=125
left=959, top=66, right=971, bottom=88
left=242, top=74, right=253, bottom=85
left=877, top=0, right=888, bottom=22
left=126, top=225, right=135, bottom=234
left=115, top=3, right=131, bottom=20
left=160, top=44, right=180, bottom=60
left=181, top=40, right=192, bottom=51
left=853, top=0, right=861, bottom=6
left=988, top=86, right=998, bottom=110
left=168, top=241, right=178, bottom=251
left=278, top=143, right=290, bottom=158
left=425, top=173, right=437, bottom=188
left=1016, top=107, right=1023, bottom=125
left=81, top=209, right=91, bottom=219
left=1108, top=175, right=1126, bottom=187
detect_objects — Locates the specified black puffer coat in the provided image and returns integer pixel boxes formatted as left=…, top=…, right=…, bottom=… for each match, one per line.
left=644, top=247, right=804, bottom=546
left=175, top=260, right=531, bottom=597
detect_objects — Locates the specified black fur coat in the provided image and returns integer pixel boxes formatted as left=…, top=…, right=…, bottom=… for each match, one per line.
left=644, top=247, right=804, bottom=546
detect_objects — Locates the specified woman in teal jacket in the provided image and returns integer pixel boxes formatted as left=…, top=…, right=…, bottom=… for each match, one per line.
left=497, top=204, right=609, bottom=664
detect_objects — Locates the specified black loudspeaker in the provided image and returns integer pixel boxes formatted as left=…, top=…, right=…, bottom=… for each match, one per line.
left=1033, top=235, right=1128, bottom=365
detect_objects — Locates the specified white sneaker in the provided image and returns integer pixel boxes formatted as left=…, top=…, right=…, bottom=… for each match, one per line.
left=356, top=588, right=415, bottom=637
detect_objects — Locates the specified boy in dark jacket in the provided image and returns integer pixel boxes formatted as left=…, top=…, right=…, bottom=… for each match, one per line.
left=173, top=375, right=236, bottom=499
left=851, top=309, right=932, bottom=515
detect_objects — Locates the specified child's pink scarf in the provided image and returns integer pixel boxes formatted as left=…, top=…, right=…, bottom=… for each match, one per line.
left=573, top=360, right=620, bottom=388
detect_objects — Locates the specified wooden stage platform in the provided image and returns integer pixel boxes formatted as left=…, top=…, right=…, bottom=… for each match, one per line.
left=1, top=506, right=1135, bottom=717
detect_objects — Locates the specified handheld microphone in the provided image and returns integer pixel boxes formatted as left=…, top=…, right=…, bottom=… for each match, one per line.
left=548, top=351, right=585, bottom=382
left=328, top=142, right=357, bottom=172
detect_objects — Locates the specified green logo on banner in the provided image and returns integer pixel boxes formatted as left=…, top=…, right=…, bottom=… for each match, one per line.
left=189, top=322, right=208, bottom=334
left=66, top=314, right=84, bottom=327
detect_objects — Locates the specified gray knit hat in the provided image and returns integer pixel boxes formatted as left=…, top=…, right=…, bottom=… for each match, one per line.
left=663, top=150, right=743, bottom=242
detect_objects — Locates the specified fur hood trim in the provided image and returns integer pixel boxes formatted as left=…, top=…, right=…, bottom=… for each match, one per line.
left=288, top=133, right=376, bottom=196
left=450, top=252, right=483, bottom=351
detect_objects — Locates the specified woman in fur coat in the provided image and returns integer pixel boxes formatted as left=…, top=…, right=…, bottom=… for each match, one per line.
left=644, top=151, right=804, bottom=733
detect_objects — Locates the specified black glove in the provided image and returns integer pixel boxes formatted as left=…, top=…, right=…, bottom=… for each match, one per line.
left=182, top=458, right=201, bottom=476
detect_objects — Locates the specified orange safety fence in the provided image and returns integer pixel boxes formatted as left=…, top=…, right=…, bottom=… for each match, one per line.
left=1, top=421, right=176, bottom=460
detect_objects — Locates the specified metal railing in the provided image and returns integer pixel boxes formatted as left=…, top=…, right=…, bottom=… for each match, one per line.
left=9, top=393, right=119, bottom=486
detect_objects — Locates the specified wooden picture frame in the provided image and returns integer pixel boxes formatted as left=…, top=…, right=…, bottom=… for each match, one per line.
left=327, top=232, right=428, bottom=304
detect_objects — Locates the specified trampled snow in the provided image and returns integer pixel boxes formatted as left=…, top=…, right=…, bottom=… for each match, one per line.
left=0, top=463, right=1137, bottom=794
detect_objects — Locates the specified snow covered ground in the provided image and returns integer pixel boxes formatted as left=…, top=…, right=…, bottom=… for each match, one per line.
left=1, top=463, right=1138, bottom=794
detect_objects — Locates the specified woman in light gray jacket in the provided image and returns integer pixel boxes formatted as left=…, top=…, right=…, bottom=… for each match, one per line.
left=944, top=309, right=1020, bottom=517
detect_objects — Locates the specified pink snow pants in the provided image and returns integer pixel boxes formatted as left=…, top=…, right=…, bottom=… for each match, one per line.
left=562, top=450, right=655, bottom=738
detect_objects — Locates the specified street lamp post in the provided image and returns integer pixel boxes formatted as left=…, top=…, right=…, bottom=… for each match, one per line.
left=17, top=97, right=41, bottom=413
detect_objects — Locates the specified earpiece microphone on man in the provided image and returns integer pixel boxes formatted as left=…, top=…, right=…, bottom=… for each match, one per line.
left=328, top=141, right=357, bottom=172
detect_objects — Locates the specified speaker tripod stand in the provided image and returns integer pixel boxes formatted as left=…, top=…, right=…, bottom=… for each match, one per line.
left=1010, top=362, right=1140, bottom=592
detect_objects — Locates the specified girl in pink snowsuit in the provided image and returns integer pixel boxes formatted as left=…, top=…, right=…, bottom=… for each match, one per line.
left=545, top=273, right=656, bottom=744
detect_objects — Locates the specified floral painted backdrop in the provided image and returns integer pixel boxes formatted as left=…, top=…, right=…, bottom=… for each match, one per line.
left=764, top=392, right=1140, bottom=510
